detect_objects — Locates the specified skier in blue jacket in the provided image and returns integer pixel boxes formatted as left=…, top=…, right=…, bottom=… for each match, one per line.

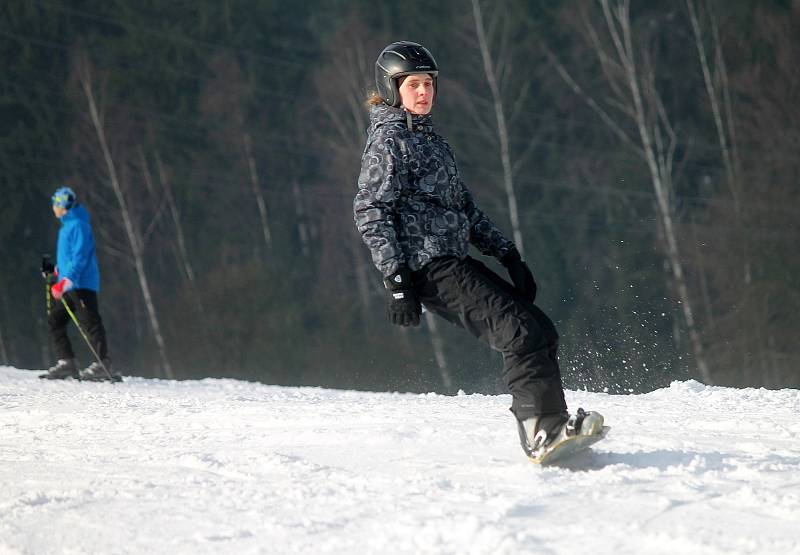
left=40, top=186, right=119, bottom=381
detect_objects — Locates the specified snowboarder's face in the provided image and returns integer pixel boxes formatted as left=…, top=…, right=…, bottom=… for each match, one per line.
left=398, top=74, right=434, bottom=115
left=52, top=205, right=67, bottom=218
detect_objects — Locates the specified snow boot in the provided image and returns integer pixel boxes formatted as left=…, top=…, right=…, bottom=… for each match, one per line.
left=79, top=359, right=122, bottom=382
left=518, top=408, right=604, bottom=457
left=39, top=358, right=79, bottom=380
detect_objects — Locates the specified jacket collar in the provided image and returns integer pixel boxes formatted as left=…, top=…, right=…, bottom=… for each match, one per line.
left=60, top=204, right=88, bottom=224
left=369, top=104, right=435, bottom=134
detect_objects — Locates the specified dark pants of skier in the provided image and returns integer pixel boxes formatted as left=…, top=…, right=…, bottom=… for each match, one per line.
left=49, top=289, right=108, bottom=361
left=414, top=256, right=567, bottom=421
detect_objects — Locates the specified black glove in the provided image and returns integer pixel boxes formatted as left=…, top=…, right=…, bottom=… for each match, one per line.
left=384, top=267, right=421, bottom=327
left=500, top=248, right=537, bottom=303
left=41, top=255, right=57, bottom=285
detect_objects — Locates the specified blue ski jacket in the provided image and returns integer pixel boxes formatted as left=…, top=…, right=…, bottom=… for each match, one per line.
left=56, top=204, right=101, bottom=291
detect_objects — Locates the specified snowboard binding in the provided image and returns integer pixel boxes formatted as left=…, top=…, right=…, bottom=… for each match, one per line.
left=520, top=408, right=608, bottom=464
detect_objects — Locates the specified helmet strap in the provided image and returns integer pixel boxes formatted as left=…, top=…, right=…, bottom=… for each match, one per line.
left=406, top=110, right=413, bottom=131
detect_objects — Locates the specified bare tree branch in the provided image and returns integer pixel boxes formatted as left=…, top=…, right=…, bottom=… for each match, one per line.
left=471, top=0, right=526, bottom=256
left=154, top=151, right=196, bottom=285
left=243, top=131, right=273, bottom=255
left=540, top=42, right=640, bottom=154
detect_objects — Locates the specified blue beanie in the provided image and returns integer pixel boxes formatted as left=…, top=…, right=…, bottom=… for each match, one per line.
left=52, top=186, right=76, bottom=209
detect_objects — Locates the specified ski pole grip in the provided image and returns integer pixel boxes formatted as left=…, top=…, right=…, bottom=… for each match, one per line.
left=41, top=254, right=55, bottom=278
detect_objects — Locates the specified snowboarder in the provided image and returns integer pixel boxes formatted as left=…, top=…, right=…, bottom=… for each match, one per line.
left=40, top=186, right=120, bottom=382
left=354, top=41, right=603, bottom=459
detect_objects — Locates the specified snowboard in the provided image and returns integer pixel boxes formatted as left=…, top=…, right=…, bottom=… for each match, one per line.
left=528, top=426, right=610, bottom=466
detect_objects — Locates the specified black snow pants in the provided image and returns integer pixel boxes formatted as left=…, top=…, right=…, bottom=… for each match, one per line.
left=49, top=289, right=108, bottom=362
left=413, top=256, right=567, bottom=421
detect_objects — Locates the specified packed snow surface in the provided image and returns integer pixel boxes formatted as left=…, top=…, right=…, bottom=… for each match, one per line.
left=1, top=366, right=799, bottom=554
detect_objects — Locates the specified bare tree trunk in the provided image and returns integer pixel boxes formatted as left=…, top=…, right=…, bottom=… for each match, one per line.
left=243, top=132, right=272, bottom=255
left=291, top=180, right=310, bottom=257
left=155, top=151, right=196, bottom=285
left=768, top=333, right=777, bottom=388
left=471, top=0, right=526, bottom=257
left=0, top=292, right=10, bottom=365
left=691, top=215, right=715, bottom=330
left=341, top=193, right=374, bottom=326
left=688, top=0, right=755, bottom=375
left=687, top=0, right=740, bottom=213
left=136, top=148, right=171, bottom=247
left=316, top=63, right=373, bottom=326
left=424, top=311, right=453, bottom=391
left=687, top=0, right=750, bottom=272
left=76, top=54, right=174, bottom=379
left=153, top=151, right=213, bottom=347
left=713, top=11, right=749, bottom=288
left=599, top=0, right=711, bottom=383
left=0, top=320, right=8, bottom=365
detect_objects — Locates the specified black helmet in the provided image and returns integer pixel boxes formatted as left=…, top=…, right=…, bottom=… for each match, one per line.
left=375, top=41, right=439, bottom=107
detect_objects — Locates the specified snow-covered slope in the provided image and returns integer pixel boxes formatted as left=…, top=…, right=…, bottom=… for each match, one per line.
left=1, top=366, right=798, bottom=555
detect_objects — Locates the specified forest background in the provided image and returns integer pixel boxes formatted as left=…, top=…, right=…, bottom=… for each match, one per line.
left=2, top=0, right=798, bottom=393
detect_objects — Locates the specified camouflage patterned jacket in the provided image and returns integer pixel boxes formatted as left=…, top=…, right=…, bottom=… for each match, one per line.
left=354, top=104, right=514, bottom=277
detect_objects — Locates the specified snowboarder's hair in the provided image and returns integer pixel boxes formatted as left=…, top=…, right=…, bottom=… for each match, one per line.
left=365, top=90, right=384, bottom=107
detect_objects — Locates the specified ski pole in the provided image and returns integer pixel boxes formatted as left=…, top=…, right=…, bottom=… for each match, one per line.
left=41, top=254, right=54, bottom=316
left=59, top=296, right=116, bottom=382
left=45, top=282, right=52, bottom=316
